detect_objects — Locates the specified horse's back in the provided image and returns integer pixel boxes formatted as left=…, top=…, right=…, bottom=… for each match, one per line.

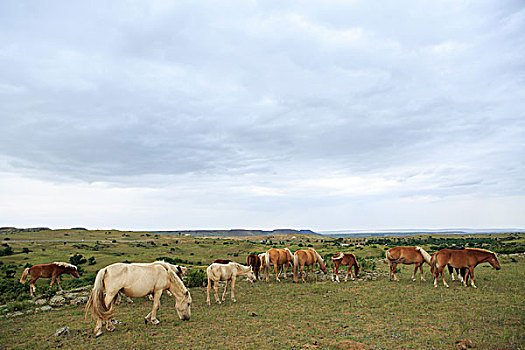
left=106, top=263, right=168, bottom=296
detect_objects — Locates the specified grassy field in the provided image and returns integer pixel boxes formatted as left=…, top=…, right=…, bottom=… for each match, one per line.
left=0, top=229, right=524, bottom=349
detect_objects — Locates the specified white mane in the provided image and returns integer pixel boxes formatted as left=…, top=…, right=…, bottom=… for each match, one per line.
left=54, top=262, right=77, bottom=269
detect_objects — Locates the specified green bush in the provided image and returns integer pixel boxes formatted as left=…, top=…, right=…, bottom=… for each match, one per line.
left=0, top=279, right=30, bottom=304
left=185, top=269, right=207, bottom=288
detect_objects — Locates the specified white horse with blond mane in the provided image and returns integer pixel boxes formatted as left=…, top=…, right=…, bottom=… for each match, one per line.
left=206, top=262, right=255, bottom=305
left=85, top=261, right=191, bottom=337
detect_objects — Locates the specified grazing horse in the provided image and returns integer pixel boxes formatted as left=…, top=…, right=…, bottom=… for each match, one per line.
left=246, top=254, right=262, bottom=280
left=258, top=253, right=267, bottom=280
left=446, top=246, right=467, bottom=282
left=293, top=248, right=327, bottom=283
left=432, top=248, right=500, bottom=288
left=386, top=246, right=432, bottom=281
left=331, top=253, right=360, bottom=282
left=20, top=262, right=79, bottom=297
left=116, top=263, right=188, bottom=304
left=265, top=248, right=294, bottom=282
left=206, top=262, right=255, bottom=305
left=85, top=261, right=191, bottom=337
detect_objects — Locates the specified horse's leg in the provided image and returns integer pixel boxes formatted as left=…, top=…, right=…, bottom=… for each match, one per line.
left=221, top=280, right=229, bottom=302
left=388, top=261, right=393, bottom=281
left=94, top=319, right=103, bottom=337
left=283, top=263, right=288, bottom=279
left=392, top=263, right=399, bottom=281
left=300, top=265, right=305, bottom=283
left=145, top=290, right=163, bottom=324
left=419, top=264, right=426, bottom=281
left=448, top=265, right=455, bottom=281
left=206, top=278, right=212, bottom=306
left=104, top=292, right=117, bottom=332
left=50, top=274, right=56, bottom=288
left=213, top=280, right=221, bottom=304
left=274, top=263, right=280, bottom=282
left=458, top=268, right=464, bottom=283
left=345, top=265, right=351, bottom=282
left=440, top=267, right=449, bottom=288
left=333, top=262, right=340, bottom=282
left=56, top=275, right=63, bottom=291
left=230, top=277, right=237, bottom=302
left=29, top=278, right=37, bottom=297
left=468, top=267, right=477, bottom=288
left=411, top=265, right=418, bottom=281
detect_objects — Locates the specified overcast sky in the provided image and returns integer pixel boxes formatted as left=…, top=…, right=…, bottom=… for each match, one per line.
left=1, top=1, right=524, bottom=231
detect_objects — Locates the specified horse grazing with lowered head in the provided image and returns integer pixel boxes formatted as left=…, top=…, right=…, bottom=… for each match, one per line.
left=432, top=248, right=500, bottom=288
left=386, top=246, right=432, bottom=281
left=246, top=254, right=262, bottom=280
left=332, top=253, right=360, bottom=282
left=293, top=248, right=327, bottom=283
left=85, top=261, right=191, bottom=337
left=265, top=248, right=294, bottom=282
left=20, top=262, right=79, bottom=297
left=206, top=262, right=255, bottom=305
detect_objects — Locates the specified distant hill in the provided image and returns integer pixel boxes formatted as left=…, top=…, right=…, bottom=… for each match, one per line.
left=146, top=229, right=320, bottom=237
left=320, top=228, right=525, bottom=238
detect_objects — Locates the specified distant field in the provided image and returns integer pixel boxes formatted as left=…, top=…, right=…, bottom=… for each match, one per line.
left=0, top=229, right=524, bottom=349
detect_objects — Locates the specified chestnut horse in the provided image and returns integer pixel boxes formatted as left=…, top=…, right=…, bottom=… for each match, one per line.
left=265, top=248, right=294, bottom=282
left=246, top=254, right=262, bottom=280
left=213, top=259, right=233, bottom=264
left=331, top=253, right=360, bottom=282
left=20, top=262, right=79, bottom=297
left=293, top=248, right=327, bottom=283
left=386, top=246, right=432, bottom=281
left=432, top=248, right=500, bottom=288
left=85, top=261, right=191, bottom=337
left=206, top=262, right=255, bottom=305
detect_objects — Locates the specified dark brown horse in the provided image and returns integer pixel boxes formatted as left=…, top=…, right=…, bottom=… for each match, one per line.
left=432, top=248, right=500, bottom=288
left=246, top=254, right=262, bottom=280
left=331, top=253, right=360, bottom=282
left=20, top=262, right=79, bottom=296
left=213, top=259, right=233, bottom=264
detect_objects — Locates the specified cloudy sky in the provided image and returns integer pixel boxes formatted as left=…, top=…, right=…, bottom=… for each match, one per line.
left=0, top=1, right=524, bottom=231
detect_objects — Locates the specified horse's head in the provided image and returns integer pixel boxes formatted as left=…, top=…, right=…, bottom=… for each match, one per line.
left=70, top=267, right=80, bottom=278
left=245, top=267, right=256, bottom=283
left=354, top=264, right=360, bottom=278
left=319, top=259, right=328, bottom=274
left=489, top=254, right=501, bottom=270
left=174, top=289, right=192, bottom=321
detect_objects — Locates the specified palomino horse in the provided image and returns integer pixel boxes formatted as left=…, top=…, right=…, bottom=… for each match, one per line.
left=85, top=261, right=191, bottom=337
left=331, top=253, right=360, bottom=282
left=432, top=248, right=500, bottom=288
left=293, top=248, right=327, bottom=283
left=246, top=254, right=262, bottom=280
left=206, top=262, right=255, bottom=305
left=386, top=246, right=432, bottom=281
left=20, top=262, right=79, bottom=297
left=265, top=248, right=294, bottom=282
left=115, top=264, right=188, bottom=305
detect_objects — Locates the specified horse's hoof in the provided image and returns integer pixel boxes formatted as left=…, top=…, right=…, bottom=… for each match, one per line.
left=95, top=331, right=103, bottom=338
left=151, top=319, right=160, bottom=325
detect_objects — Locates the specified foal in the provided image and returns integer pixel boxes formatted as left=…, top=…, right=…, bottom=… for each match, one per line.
left=331, top=253, right=360, bottom=282
left=206, top=262, right=255, bottom=305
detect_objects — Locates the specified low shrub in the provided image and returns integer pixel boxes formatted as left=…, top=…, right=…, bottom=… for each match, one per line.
left=185, top=269, right=207, bottom=288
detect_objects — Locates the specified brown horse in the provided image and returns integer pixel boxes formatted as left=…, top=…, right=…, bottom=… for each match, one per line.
left=331, top=253, right=360, bottom=282
left=246, top=254, right=262, bottom=280
left=258, top=253, right=267, bottom=280
left=386, top=246, right=432, bottom=281
left=213, top=259, right=233, bottom=264
left=265, top=248, right=294, bottom=282
left=20, top=262, right=80, bottom=297
left=432, top=248, right=500, bottom=288
left=293, top=248, right=327, bottom=283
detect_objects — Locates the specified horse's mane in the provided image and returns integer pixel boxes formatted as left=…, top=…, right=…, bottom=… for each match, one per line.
left=53, top=262, right=77, bottom=269
left=466, top=248, right=496, bottom=255
left=308, top=248, right=325, bottom=264
left=332, top=252, right=344, bottom=260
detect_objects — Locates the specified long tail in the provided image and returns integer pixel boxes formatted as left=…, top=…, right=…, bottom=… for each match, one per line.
left=19, top=268, right=29, bottom=284
left=416, top=246, right=432, bottom=265
left=430, top=252, right=439, bottom=275
left=293, top=253, right=299, bottom=281
left=85, top=267, right=112, bottom=321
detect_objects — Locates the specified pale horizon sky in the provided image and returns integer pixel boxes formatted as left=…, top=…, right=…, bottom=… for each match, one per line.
left=1, top=1, right=524, bottom=231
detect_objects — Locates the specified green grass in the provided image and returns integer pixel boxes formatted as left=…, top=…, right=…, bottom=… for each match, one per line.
left=0, top=230, right=524, bottom=349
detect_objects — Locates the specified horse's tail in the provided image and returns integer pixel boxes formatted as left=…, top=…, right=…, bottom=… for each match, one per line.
left=85, top=267, right=112, bottom=321
left=416, top=246, right=432, bottom=265
left=284, top=248, right=293, bottom=266
left=293, top=252, right=299, bottom=281
left=264, top=251, right=270, bottom=268
left=430, top=252, right=439, bottom=275
left=19, top=268, right=29, bottom=284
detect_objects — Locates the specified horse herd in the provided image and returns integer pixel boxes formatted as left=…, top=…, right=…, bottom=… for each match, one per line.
left=19, top=246, right=501, bottom=337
